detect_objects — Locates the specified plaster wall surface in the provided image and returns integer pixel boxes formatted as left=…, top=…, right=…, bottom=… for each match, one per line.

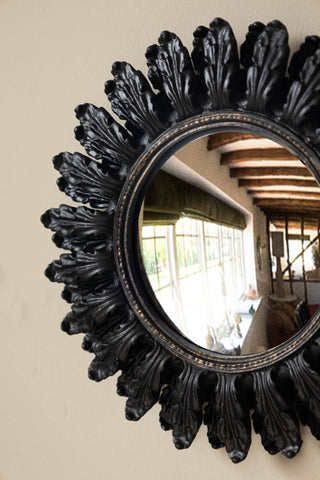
left=2, top=1, right=320, bottom=479
left=174, top=137, right=269, bottom=294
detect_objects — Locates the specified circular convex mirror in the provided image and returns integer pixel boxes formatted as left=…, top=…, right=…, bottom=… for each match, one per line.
left=139, top=131, right=320, bottom=355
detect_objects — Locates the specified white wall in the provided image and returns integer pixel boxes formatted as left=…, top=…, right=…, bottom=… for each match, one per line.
left=2, top=1, right=320, bottom=479
left=174, top=137, right=270, bottom=295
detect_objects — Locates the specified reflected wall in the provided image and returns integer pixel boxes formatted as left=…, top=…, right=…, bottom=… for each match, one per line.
left=139, top=132, right=320, bottom=355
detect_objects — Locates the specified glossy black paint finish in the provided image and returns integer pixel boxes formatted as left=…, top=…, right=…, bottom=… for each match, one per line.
left=42, top=19, right=320, bottom=462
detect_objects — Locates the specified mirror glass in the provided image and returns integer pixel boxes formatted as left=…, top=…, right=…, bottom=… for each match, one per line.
left=139, top=132, right=320, bottom=355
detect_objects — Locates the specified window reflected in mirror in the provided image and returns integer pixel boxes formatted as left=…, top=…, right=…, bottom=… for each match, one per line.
left=141, top=220, right=247, bottom=353
left=139, top=132, right=320, bottom=355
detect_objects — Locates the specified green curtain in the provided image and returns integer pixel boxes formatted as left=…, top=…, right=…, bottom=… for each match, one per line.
left=143, top=170, right=246, bottom=230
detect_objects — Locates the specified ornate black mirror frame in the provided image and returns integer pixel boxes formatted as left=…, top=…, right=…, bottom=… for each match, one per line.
left=42, top=18, right=320, bottom=463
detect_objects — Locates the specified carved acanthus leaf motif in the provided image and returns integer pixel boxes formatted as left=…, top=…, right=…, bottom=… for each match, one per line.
left=104, top=62, right=166, bottom=143
left=45, top=249, right=117, bottom=303
left=62, top=286, right=129, bottom=335
left=286, top=349, right=320, bottom=439
left=146, top=31, right=202, bottom=121
left=288, top=36, right=320, bottom=82
left=54, top=152, right=124, bottom=210
left=159, top=364, right=203, bottom=449
left=281, top=49, right=320, bottom=130
left=41, top=204, right=113, bottom=253
left=309, top=128, right=320, bottom=150
left=87, top=317, right=149, bottom=382
left=74, top=103, right=139, bottom=178
left=42, top=18, right=320, bottom=461
left=240, top=21, right=265, bottom=69
left=252, top=369, right=301, bottom=457
left=204, top=374, right=252, bottom=463
left=242, top=21, right=290, bottom=113
left=192, top=18, right=240, bottom=109
left=117, top=342, right=180, bottom=421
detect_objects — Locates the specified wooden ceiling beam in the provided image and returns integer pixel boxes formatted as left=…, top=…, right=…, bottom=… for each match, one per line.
left=230, top=166, right=312, bottom=178
left=207, top=132, right=261, bottom=150
left=238, top=178, right=319, bottom=188
left=271, top=220, right=319, bottom=229
left=253, top=198, right=320, bottom=209
left=221, top=148, right=298, bottom=165
left=263, top=207, right=320, bottom=217
left=248, top=190, right=320, bottom=199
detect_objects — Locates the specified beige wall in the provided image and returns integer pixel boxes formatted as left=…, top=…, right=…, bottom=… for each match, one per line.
left=2, top=1, right=320, bottom=479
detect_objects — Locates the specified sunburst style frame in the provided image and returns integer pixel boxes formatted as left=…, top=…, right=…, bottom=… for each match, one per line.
left=42, top=18, right=320, bottom=463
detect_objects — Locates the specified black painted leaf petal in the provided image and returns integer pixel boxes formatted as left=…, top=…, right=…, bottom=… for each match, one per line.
left=308, top=127, right=320, bottom=150
left=286, top=349, right=320, bottom=440
left=204, top=374, right=252, bottom=463
left=117, top=343, right=180, bottom=421
left=288, top=36, right=320, bottom=82
left=45, top=249, right=117, bottom=300
left=88, top=317, right=148, bottom=382
left=240, top=21, right=265, bottom=69
left=252, top=369, right=302, bottom=458
left=61, top=284, right=87, bottom=304
left=159, top=364, right=203, bottom=449
left=74, top=103, right=139, bottom=176
left=41, top=204, right=113, bottom=253
left=104, top=62, right=166, bottom=143
left=281, top=49, right=320, bottom=130
left=53, top=152, right=124, bottom=210
left=192, top=18, right=240, bottom=109
left=146, top=31, right=202, bottom=121
left=242, top=20, right=290, bottom=113
left=62, top=286, right=129, bottom=335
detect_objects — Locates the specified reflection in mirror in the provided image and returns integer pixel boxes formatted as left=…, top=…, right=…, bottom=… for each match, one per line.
left=139, top=132, right=320, bottom=355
